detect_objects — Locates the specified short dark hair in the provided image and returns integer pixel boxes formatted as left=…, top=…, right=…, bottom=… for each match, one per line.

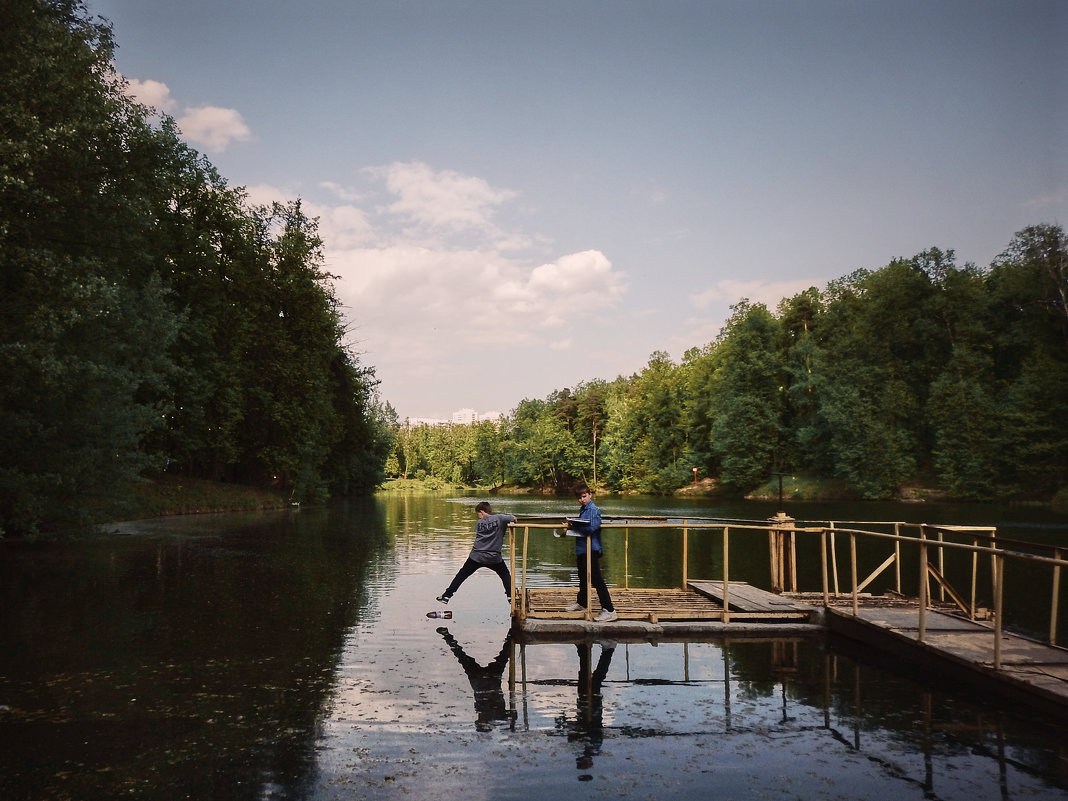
left=476, top=501, right=492, bottom=514
left=575, top=484, right=591, bottom=497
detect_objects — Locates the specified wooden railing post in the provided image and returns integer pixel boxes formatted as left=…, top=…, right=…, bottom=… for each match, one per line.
left=768, top=526, right=779, bottom=592
left=850, top=531, right=859, bottom=617
left=1052, top=547, right=1062, bottom=646
left=820, top=528, right=829, bottom=605
left=989, top=531, right=1001, bottom=662
left=768, top=512, right=795, bottom=593
left=509, top=526, right=516, bottom=616
left=893, top=523, right=902, bottom=594
left=722, top=526, right=731, bottom=624
left=830, top=522, right=840, bottom=597
left=937, top=529, right=946, bottom=603
left=520, top=526, right=529, bottom=620
left=585, top=536, right=593, bottom=620
left=918, top=526, right=929, bottom=644
left=682, top=520, right=689, bottom=588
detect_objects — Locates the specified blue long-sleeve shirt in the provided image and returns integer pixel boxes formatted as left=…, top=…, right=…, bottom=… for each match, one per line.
left=569, top=500, right=602, bottom=555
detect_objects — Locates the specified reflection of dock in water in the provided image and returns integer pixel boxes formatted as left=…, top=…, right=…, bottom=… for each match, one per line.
left=508, top=636, right=1065, bottom=797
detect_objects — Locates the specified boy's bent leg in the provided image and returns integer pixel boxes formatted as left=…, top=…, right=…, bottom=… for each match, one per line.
left=489, top=561, right=512, bottom=596
left=443, top=558, right=481, bottom=598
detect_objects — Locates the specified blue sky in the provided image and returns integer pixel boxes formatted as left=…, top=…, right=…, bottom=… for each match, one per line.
left=87, top=0, right=1067, bottom=421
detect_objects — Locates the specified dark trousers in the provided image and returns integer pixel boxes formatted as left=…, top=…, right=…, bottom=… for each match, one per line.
left=575, top=551, right=614, bottom=612
left=444, top=558, right=511, bottom=598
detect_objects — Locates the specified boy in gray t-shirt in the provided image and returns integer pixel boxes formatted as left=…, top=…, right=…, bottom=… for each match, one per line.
left=437, top=501, right=514, bottom=604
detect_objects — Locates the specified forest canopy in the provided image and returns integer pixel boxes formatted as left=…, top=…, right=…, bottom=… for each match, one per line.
left=389, top=228, right=1068, bottom=504
left=1, top=0, right=393, bottom=535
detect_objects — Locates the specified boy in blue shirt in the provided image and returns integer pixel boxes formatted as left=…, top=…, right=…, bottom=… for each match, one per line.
left=564, top=485, right=617, bottom=622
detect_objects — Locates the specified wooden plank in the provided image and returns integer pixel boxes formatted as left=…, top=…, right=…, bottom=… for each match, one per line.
left=524, top=587, right=726, bottom=621
left=826, top=606, right=1068, bottom=712
left=689, top=581, right=816, bottom=613
left=522, top=586, right=814, bottom=623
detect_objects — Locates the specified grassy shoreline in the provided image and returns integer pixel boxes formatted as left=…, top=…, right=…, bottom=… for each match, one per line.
left=87, top=473, right=1066, bottom=530
left=94, top=475, right=292, bottom=524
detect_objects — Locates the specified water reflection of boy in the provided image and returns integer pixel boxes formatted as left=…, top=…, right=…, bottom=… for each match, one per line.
left=437, top=501, right=514, bottom=604
left=562, top=641, right=615, bottom=776
left=437, top=627, right=515, bottom=732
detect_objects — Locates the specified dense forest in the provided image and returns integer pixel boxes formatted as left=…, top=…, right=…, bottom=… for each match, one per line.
left=1, top=0, right=394, bottom=535
left=389, top=230, right=1068, bottom=504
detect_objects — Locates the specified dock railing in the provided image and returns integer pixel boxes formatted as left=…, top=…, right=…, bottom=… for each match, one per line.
left=506, top=517, right=1068, bottom=670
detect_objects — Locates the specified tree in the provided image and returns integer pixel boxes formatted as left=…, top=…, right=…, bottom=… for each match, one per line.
left=927, top=345, right=1002, bottom=499
left=507, top=399, right=582, bottom=488
left=472, top=420, right=507, bottom=487
left=990, top=224, right=1068, bottom=359
left=704, top=303, right=785, bottom=493
left=0, top=0, right=180, bottom=532
left=0, top=1, right=391, bottom=531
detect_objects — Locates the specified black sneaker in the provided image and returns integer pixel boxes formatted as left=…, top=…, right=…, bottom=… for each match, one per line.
left=436, top=594, right=450, bottom=605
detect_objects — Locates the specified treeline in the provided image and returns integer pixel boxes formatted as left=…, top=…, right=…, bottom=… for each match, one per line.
left=1, top=1, right=393, bottom=534
left=391, top=229, right=1068, bottom=502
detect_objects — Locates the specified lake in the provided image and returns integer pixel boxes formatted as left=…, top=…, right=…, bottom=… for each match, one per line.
left=1, top=493, right=1067, bottom=800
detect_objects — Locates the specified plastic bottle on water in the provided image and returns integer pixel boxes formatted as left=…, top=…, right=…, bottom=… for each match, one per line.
left=426, top=610, right=452, bottom=619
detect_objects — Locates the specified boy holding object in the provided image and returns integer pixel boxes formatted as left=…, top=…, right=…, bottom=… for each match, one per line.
left=564, top=485, right=617, bottom=622
left=437, top=501, right=514, bottom=604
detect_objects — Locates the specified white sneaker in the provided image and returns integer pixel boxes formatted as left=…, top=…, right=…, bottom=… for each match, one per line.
left=565, top=602, right=585, bottom=612
left=594, top=609, right=618, bottom=623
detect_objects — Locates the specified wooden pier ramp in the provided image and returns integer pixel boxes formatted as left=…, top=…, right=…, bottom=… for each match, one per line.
left=826, top=604, right=1068, bottom=714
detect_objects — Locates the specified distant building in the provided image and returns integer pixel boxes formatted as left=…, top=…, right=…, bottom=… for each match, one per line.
left=406, top=417, right=449, bottom=427
left=452, top=408, right=477, bottom=425
left=405, top=409, right=505, bottom=428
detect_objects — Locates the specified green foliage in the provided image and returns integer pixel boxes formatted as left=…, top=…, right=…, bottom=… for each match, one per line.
left=385, top=226, right=1067, bottom=504
left=927, top=346, right=1001, bottom=499
left=506, top=399, right=583, bottom=488
left=705, top=303, right=785, bottom=493
left=0, top=1, right=388, bottom=533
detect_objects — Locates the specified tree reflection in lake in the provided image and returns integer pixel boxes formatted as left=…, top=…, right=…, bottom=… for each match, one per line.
left=2, top=494, right=1067, bottom=801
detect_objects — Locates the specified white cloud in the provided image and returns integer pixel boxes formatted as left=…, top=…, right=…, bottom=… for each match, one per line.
left=320, top=181, right=364, bottom=203
left=243, top=183, right=291, bottom=207
left=162, top=162, right=629, bottom=415
left=121, top=75, right=253, bottom=154
left=177, top=105, right=253, bottom=152
left=298, top=164, right=631, bottom=404
left=366, top=161, right=517, bottom=234
left=125, top=77, right=177, bottom=113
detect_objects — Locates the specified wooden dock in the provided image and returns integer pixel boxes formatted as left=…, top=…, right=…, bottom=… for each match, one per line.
left=515, top=582, right=1068, bottom=713
left=516, top=581, right=822, bottom=640
left=508, top=516, right=1068, bottom=711
left=826, top=604, right=1068, bottom=715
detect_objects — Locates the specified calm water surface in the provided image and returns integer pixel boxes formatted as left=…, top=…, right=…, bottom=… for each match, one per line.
left=1, top=494, right=1067, bottom=800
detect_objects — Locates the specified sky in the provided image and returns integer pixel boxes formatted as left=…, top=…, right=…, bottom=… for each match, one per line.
left=86, top=0, right=1067, bottom=421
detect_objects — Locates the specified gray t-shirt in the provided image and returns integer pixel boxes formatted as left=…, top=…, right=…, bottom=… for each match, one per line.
left=470, top=513, right=515, bottom=564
